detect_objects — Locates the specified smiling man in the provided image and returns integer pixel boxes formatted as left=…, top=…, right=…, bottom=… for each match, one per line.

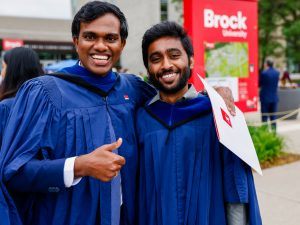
left=73, top=13, right=125, bottom=75
left=0, top=2, right=156, bottom=225
left=137, top=21, right=262, bottom=225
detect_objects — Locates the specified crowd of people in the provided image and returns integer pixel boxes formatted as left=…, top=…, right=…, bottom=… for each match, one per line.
left=0, top=1, right=262, bottom=225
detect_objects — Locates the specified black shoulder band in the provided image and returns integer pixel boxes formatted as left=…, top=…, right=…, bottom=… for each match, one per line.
left=144, top=106, right=211, bottom=130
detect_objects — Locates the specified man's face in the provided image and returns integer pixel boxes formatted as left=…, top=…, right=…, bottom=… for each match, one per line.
left=147, top=36, right=193, bottom=94
left=73, top=13, right=126, bottom=76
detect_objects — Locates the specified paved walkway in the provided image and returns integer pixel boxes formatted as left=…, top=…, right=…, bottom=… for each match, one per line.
left=246, top=113, right=300, bottom=225
left=277, top=119, right=300, bottom=154
left=254, top=162, right=300, bottom=225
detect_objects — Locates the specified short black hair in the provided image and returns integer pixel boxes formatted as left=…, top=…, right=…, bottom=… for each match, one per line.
left=142, top=21, right=194, bottom=68
left=72, top=1, right=128, bottom=41
left=266, top=59, right=274, bottom=67
left=0, top=47, right=43, bottom=100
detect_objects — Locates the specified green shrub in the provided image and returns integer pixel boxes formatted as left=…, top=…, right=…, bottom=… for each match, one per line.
left=143, top=75, right=149, bottom=83
left=248, top=125, right=284, bottom=163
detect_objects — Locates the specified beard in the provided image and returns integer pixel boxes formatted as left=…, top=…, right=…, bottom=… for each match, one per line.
left=148, top=67, right=191, bottom=94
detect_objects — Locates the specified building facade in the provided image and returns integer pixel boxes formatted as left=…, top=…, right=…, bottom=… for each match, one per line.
left=0, top=0, right=77, bottom=67
left=0, top=0, right=181, bottom=74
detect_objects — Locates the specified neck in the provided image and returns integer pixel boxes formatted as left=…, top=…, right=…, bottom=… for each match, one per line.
left=160, top=84, right=189, bottom=104
left=78, top=61, right=111, bottom=77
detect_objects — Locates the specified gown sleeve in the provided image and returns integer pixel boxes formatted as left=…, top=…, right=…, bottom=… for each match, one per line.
left=0, top=102, right=11, bottom=147
left=222, top=145, right=262, bottom=225
left=0, top=78, right=65, bottom=193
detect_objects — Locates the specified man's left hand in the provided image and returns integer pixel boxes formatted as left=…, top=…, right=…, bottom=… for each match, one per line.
left=214, top=86, right=236, bottom=116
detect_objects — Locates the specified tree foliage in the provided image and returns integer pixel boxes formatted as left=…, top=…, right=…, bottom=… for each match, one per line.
left=276, top=0, right=300, bottom=71
left=258, top=1, right=283, bottom=70
left=259, top=0, right=300, bottom=70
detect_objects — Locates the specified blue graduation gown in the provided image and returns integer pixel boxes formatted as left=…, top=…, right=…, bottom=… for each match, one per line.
left=136, top=96, right=262, bottom=225
left=0, top=73, right=155, bottom=225
left=0, top=97, right=14, bottom=147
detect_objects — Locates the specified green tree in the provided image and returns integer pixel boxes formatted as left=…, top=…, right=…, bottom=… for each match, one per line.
left=258, top=1, right=283, bottom=71
left=276, top=0, right=300, bottom=71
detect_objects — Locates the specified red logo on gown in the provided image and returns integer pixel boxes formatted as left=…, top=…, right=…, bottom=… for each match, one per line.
left=124, top=95, right=129, bottom=100
left=221, top=108, right=232, bottom=127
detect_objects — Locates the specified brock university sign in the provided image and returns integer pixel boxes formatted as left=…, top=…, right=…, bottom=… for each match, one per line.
left=184, top=0, right=258, bottom=112
left=204, top=9, right=248, bottom=39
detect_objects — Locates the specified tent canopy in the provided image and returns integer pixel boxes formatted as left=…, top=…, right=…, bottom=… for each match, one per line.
left=45, top=59, right=78, bottom=72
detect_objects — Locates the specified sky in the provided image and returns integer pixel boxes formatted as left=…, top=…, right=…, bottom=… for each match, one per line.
left=0, top=0, right=72, bottom=20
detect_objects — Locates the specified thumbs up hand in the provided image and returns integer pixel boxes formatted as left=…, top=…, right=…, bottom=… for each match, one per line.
left=74, top=138, right=125, bottom=182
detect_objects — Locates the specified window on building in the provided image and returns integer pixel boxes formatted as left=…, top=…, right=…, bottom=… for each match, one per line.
left=161, top=0, right=168, bottom=21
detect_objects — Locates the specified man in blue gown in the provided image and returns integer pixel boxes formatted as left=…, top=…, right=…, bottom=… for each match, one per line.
left=0, top=98, right=14, bottom=146
left=136, top=21, right=262, bottom=225
left=0, top=2, right=156, bottom=225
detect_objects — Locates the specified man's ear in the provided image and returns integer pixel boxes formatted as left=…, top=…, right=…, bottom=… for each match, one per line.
left=189, top=57, right=194, bottom=69
left=121, top=39, right=126, bottom=50
left=72, top=37, right=79, bottom=52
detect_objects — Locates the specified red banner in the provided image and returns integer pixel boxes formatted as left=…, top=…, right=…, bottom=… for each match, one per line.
left=2, top=38, right=24, bottom=51
left=184, top=0, right=258, bottom=112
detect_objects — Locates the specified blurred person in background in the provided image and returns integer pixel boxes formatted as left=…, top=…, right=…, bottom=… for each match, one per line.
left=280, top=69, right=298, bottom=88
left=0, top=47, right=43, bottom=147
left=281, top=69, right=292, bottom=85
left=259, top=59, right=280, bottom=131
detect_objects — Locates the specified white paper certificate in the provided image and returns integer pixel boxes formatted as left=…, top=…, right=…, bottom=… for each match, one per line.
left=198, top=74, right=262, bottom=175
